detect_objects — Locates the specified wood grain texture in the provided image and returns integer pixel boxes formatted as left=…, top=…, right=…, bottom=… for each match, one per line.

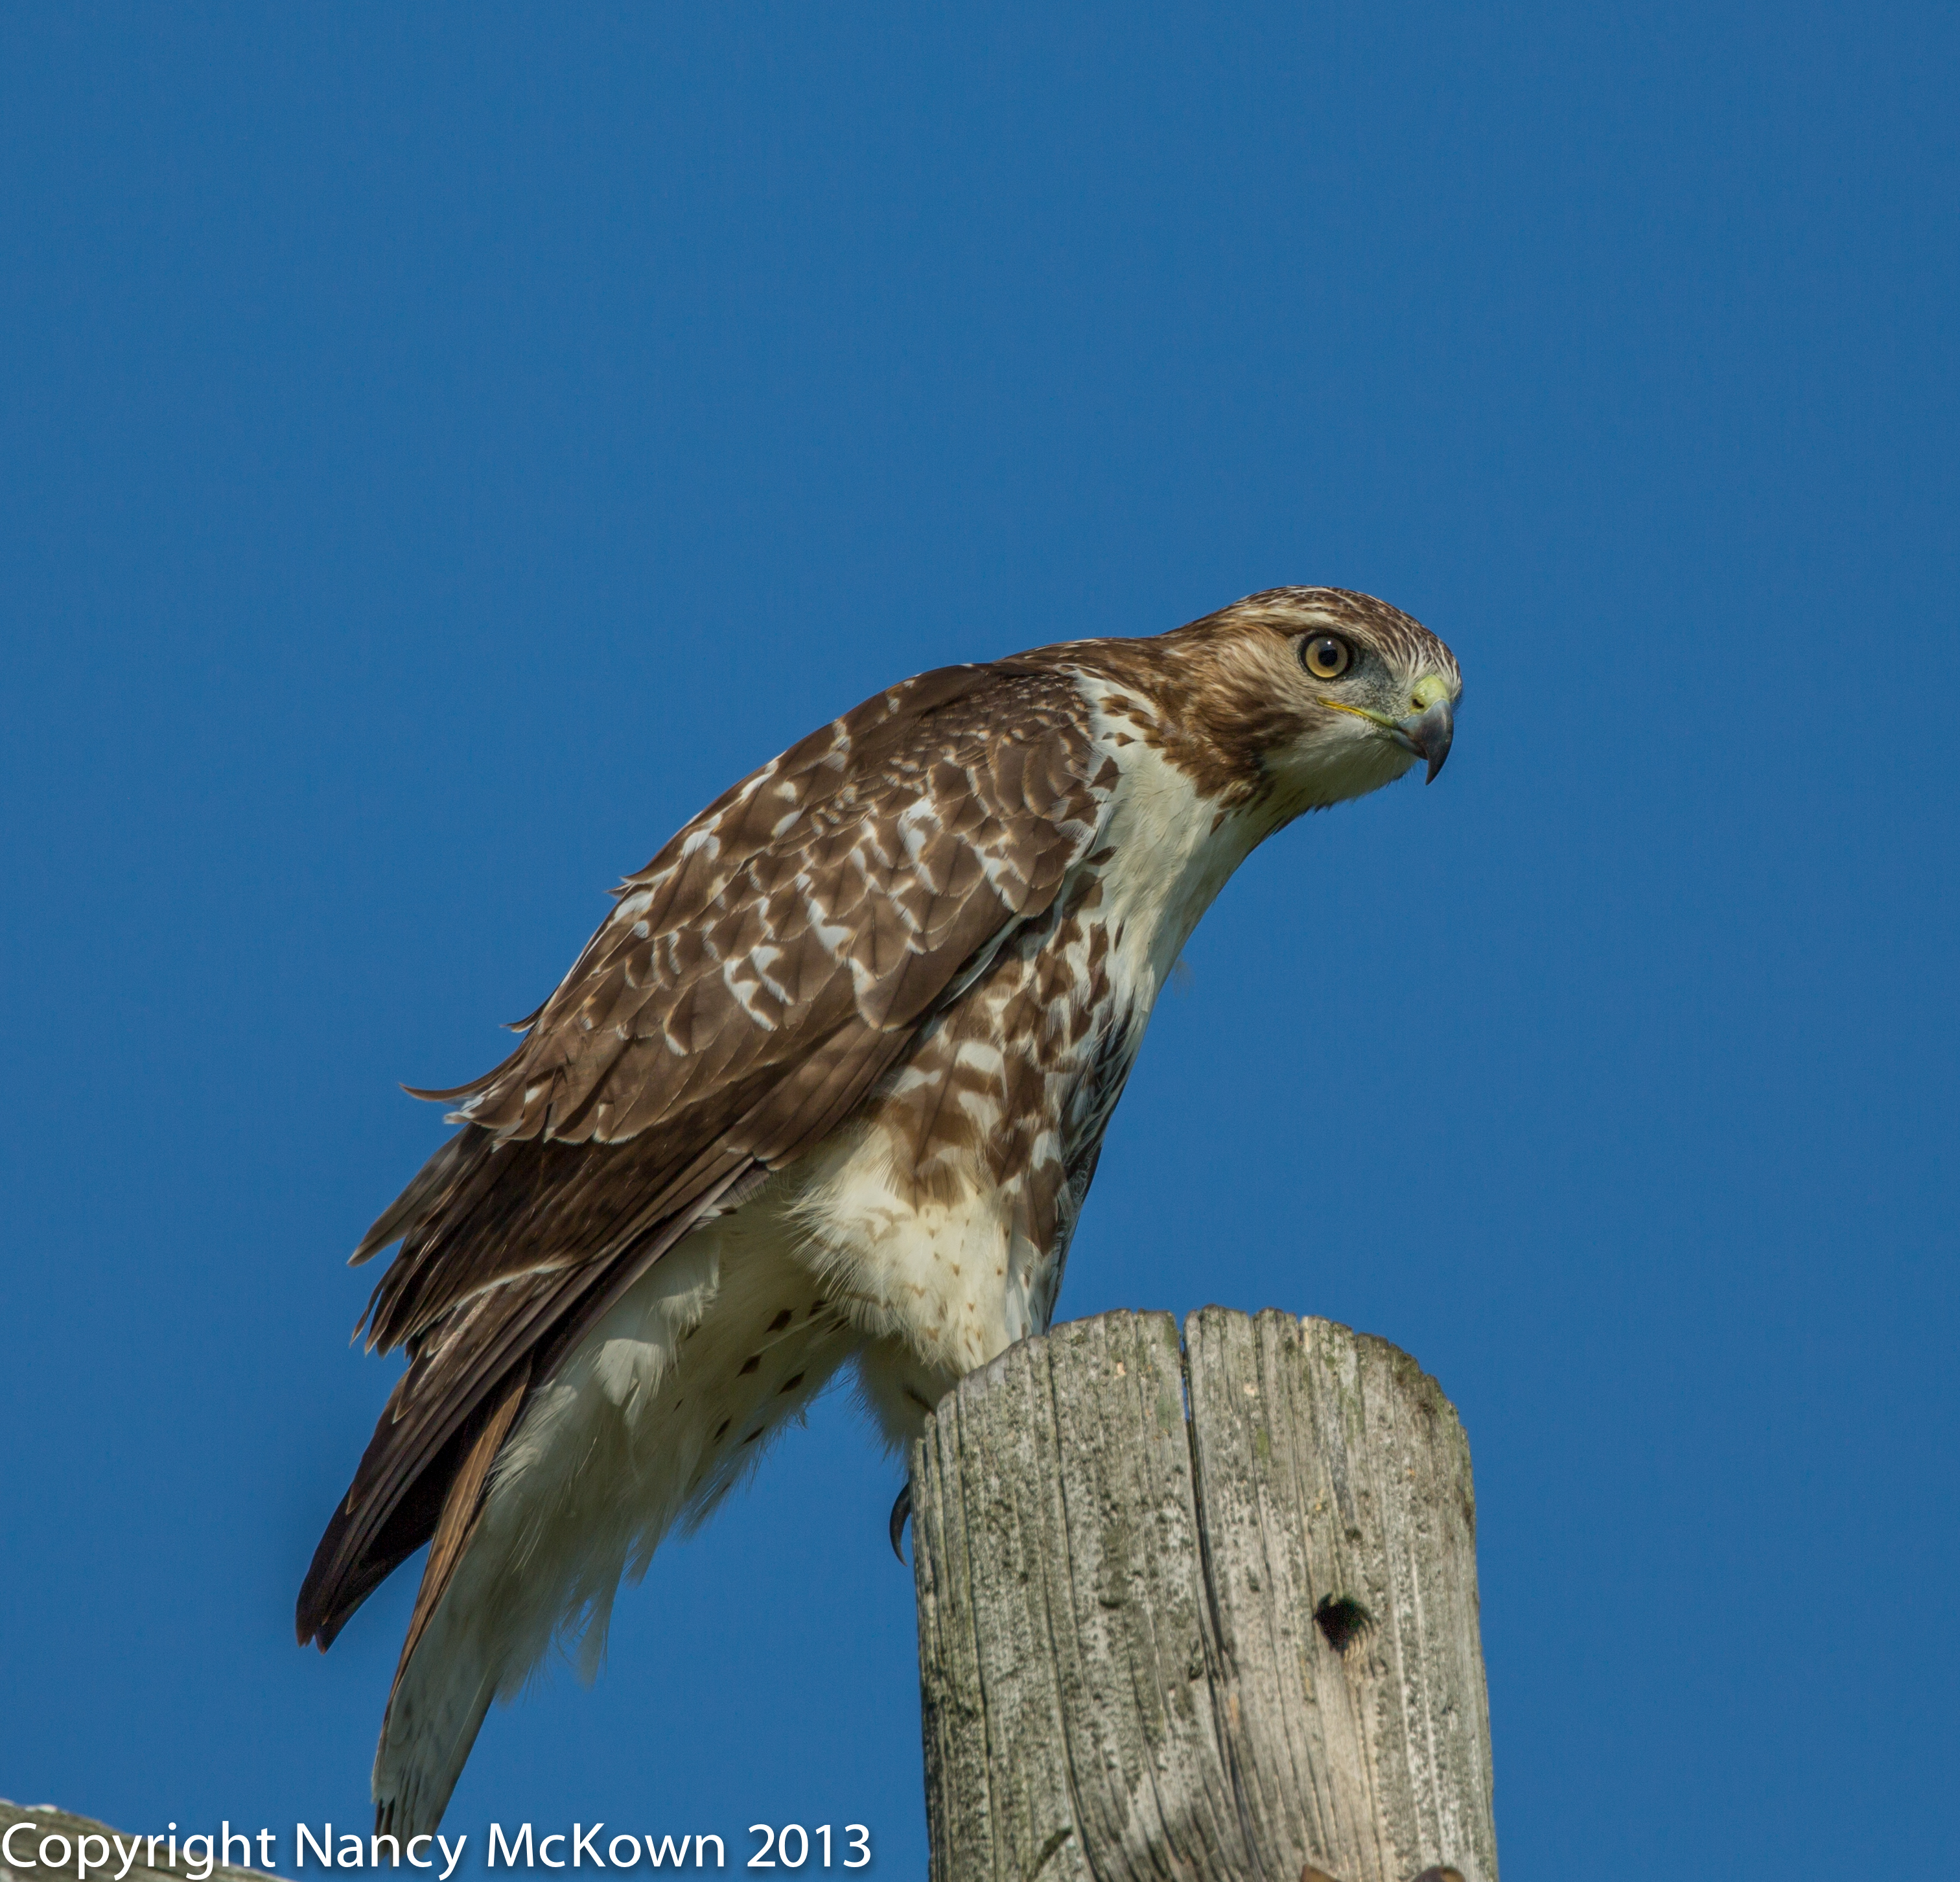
left=910, top=1309, right=1497, bottom=1882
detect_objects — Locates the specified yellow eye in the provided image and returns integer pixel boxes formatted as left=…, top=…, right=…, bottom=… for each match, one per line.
left=1301, top=633, right=1352, bottom=680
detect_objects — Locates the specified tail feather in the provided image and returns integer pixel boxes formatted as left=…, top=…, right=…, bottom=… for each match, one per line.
left=373, top=1650, right=497, bottom=1837
left=369, top=1364, right=530, bottom=1835
left=352, top=1211, right=856, bottom=1830
left=392, top=1362, right=530, bottom=1689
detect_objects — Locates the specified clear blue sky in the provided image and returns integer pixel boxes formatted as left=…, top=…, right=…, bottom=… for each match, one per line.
left=3, top=5, right=1954, bottom=1876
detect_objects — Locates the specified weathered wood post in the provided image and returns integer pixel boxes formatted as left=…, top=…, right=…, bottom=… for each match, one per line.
left=909, top=1308, right=1497, bottom=1882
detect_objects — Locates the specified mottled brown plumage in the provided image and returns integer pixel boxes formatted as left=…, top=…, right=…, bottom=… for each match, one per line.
left=299, top=661, right=1114, bottom=1648
left=296, top=585, right=1462, bottom=1833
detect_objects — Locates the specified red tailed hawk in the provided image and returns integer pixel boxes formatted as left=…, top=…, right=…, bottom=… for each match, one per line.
left=297, top=585, right=1462, bottom=1831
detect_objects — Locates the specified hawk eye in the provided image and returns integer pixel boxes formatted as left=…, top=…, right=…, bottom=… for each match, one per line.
left=1301, top=634, right=1353, bottom=681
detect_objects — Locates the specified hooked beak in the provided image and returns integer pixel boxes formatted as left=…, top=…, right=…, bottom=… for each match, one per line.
left=1316, top=671, right=1458, bottom=784
left=1394, top=690, right=1455, bottom=784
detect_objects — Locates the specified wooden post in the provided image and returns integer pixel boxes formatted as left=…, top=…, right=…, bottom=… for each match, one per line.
left=909, top=1308, right=1498, bottom=1882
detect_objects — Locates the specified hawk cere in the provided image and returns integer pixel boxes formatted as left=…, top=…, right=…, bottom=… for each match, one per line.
left=297, top=585, right=1462, bottom=1831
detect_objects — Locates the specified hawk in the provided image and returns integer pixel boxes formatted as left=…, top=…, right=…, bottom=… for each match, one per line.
left=297, top=585, right=1462, bottom=1831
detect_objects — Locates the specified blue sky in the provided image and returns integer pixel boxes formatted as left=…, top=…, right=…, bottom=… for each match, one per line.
left=2, top=4, right=1954, bottom=1876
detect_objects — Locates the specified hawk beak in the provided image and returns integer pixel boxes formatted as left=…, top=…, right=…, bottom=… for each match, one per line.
left=1394, top=682, right=1455, bottom=784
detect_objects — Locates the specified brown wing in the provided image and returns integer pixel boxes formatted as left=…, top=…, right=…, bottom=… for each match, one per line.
left=296, top=659, right=1115, bottom=1648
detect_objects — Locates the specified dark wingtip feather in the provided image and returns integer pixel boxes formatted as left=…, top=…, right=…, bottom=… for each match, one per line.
left=348, top=1125, right=492, bottom=1270
left=401, top=1079, right=476, bottom=1103
left=349, top=1222, right=404, bottom=1268
left=294, top=1518, right=350, bottom=1651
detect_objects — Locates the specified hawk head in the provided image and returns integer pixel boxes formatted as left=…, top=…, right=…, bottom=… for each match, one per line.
left=1082, top=585, right=1464, bottom=815
left=1224, top=585, right=1462, bottom=806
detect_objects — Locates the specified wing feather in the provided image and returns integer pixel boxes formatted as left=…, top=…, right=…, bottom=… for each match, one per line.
left=298, top=659, right=1113, bottom=1648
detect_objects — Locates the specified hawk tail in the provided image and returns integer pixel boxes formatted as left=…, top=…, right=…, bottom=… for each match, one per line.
left=369, top=1372, right=528, bottom=1835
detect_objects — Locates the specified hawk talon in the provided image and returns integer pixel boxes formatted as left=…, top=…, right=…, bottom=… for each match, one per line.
left=889, top=1484, right=913, bottom=1563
